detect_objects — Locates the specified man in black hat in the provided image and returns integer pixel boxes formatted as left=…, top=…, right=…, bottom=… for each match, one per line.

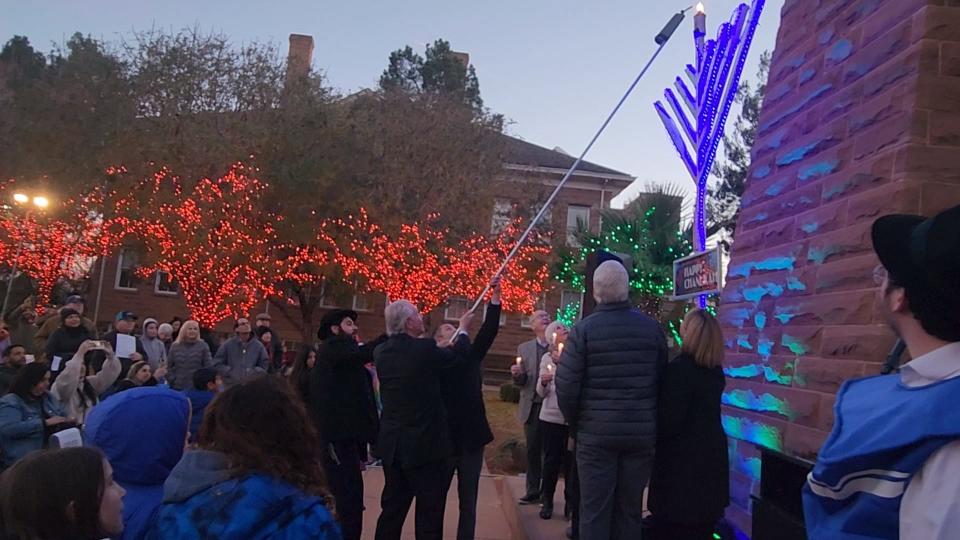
left=309, top=308, right=386, bottom=540
left=804, top=204, right=960, bottom=539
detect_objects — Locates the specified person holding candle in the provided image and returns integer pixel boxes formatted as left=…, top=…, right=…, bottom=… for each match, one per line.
left=536, top=321, right=571, bottom=520
left=511, top=309, right=551, bottom=505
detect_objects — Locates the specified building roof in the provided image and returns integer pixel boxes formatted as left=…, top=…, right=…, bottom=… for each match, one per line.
left=499, top=134, right=634, bottom=180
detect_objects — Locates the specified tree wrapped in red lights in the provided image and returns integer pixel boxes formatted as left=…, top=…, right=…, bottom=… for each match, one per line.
left=136, top=163, right=306, bottom=328
left=0, top=181, right=125, bottom=309
left=446, top=218, right=552, bottom=313
left=323, top=209, right=451, bottom=313
left=323, top=209, right=551, bottom=314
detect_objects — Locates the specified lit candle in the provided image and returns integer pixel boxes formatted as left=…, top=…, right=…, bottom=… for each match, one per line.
left=516, top=356, right=522, bottom=366
left=695, top=2, right=707, bottom=66
left=558, top=342, right=564, bottom=356
left=547, top=364, right=553, bottom=372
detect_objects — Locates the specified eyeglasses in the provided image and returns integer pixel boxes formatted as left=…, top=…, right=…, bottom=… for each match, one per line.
left=873, top=265, right=888, bottom=286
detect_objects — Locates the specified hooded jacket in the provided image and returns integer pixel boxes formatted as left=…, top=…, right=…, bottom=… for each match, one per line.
left=84, top=387, right=190, bottom=540
left=50, top=347, right=122, bottom=426
left=140, top=318, right=168, bottom=370
left=148, top=450, right=342, bottom=540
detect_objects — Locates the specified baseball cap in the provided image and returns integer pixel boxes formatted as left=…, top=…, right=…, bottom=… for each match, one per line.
left=256, top=313, right=271, bottom=321
left=115, top=311, right=138, bottom=322
left=65, top=295, right=85, bottom=305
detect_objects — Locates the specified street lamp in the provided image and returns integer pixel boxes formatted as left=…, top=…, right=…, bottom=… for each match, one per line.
left=1, top=192, right=52, bottom=318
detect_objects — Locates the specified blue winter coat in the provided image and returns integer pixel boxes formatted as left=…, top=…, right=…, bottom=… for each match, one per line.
left=149, top=450, right=342, bottom=540
left=182, top=389, right=214, bottom=444
left=0, top=392, right=65, bottom=468
left=84, top=387, right=190, bottom=540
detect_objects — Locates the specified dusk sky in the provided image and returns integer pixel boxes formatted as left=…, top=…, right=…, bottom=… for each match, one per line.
left=3, top=0, right=785, bottom=213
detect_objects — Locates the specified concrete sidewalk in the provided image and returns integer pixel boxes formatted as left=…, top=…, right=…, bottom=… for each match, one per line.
left=360, top=465, right=517, bottom=540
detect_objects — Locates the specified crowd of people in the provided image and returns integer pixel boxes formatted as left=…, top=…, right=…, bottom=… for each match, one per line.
left=0, top=205, right=956, bottom=540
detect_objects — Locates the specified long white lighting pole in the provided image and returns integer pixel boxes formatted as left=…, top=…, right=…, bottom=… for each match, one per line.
left=468, top=7, right=691, bottom=313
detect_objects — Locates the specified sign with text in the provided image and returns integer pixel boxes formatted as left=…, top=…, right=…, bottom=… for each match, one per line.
left=672, top=248, right=722, bottom=301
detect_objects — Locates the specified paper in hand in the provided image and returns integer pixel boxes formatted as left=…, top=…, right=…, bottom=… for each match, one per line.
left=24, top=354, right=35, bottom=364
left=51, top=356, right=63, bottom=372
left=116, top=334, right=136, bottom=358
left=50, top=427, right=82, bottom=448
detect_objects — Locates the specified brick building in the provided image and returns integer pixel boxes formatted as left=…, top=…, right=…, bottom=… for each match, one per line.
left=717, top=0, right=960, bottom=534
left=86, top=131, right=634, bottom=374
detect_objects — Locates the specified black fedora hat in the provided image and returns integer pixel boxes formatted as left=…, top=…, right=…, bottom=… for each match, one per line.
left=872, top=203, right=960, bottom=292
left=318, top=309, right=359, bottom=341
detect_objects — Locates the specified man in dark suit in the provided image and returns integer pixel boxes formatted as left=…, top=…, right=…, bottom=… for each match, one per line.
left=374, top=299, right=474, bottom=540
left=435, top=278, right=502, bottom=540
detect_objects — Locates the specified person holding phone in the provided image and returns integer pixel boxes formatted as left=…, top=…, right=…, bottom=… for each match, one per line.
left=50, top=340, right=121, bottom=427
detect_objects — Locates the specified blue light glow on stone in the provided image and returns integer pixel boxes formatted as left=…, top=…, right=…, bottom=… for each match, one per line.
left=757, top=336, right=775, bottom=360
left=818, top=30, right=835, bottom=46
left=765, top=130, right=788, bottom=150
left=725, top=307, right=752, bottom=329
left=798, top=159, right=840, bottom=181
left=808, top=245, right=840, bottom=265
left=743, top=282, right=785, bottom=304
left=774, top=305, right=798, bottom=324
left=764, top=364, right=793, bottom=385
left=753, top=165, right=771, bottom=179
left=754, top=312, right=767, bottom=330
left=786, top=276, right=807, bottom=291
left=764, top=178, right=792, bottom=197
left=723, top=389, right=793, bottom=418
left=725, top=364, right=761, bottom=378
left=827, top=39, right=853, bottom=62
left=782, top=334, right=811, bottom=356
left=799, top=67, right=816, bottom=84
left=722, top=414, right=784, bottom=451
left=777, top=142, right=819, bottom=166
left=800, top=222, right=819, bottom=234
left=737, top=335, right=753, bottom=350
left=760, top=84, right=833, bottom=133
left=729, top=256, right=796, bottom=278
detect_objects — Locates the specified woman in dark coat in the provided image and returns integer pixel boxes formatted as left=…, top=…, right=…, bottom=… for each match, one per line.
left=648, top=309, right=729, bottom=540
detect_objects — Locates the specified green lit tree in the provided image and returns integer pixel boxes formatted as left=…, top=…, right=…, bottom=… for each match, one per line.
left=553, top=184, right=692, bottom=325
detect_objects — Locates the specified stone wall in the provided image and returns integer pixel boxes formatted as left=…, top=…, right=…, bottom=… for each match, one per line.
left=718, top=0, right=960, bottom=534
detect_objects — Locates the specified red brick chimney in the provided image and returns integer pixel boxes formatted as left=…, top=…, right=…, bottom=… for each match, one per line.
left=451, top=51, right=469, bottom=68
left=285, top=34, right=314, bottom=83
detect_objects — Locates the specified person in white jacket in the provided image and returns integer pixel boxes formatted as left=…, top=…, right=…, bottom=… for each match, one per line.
left=50, top=340, right=121, bottom=427
left=536, top=320, right=571, bottom=520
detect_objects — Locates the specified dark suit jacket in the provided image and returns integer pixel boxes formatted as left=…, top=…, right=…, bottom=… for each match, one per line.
left=440, top=303, right=500, bottom=455
left=374, top=332, right=471, bottom=470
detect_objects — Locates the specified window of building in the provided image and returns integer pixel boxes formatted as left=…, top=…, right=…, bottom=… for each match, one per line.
left=560, top=289, right=584, bottom=321
left=115, top=249, right=141, bottom=291
left=444, top=297, right=470, bottom=321
left=353, top=292, right=374, bottom=312
left=491, top=199, right=513, bottom=234
left=566, top=205, right=591, bottom=246
left=154, top=271, right=179, bottom=296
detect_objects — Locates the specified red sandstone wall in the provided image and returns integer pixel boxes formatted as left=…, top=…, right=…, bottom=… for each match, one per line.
left=718, top=0, right=960, bottom=533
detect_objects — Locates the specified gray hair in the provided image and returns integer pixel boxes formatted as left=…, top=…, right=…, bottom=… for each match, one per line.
left=385, top=300, right=418, bottom=336
left=544, top=321, right=568, bottom=346
left=593, top=260, right=630, bottom=304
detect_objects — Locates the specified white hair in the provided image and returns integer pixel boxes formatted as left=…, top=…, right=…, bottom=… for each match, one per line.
left=158, top=323, right=173, bottom=336
left=385, top=300, right=419, bottom=336
left=593, top=260, right=630, bottom=304
left=544, top=321, right=568, bottom=346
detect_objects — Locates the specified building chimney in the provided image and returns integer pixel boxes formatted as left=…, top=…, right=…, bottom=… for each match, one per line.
left=286, top=34, right=314, bottom=83
left=451, top=51, right=470, bottom=68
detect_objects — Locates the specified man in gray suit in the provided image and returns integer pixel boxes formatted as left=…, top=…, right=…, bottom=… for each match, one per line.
left=511, top=309, right=551, bottom=504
